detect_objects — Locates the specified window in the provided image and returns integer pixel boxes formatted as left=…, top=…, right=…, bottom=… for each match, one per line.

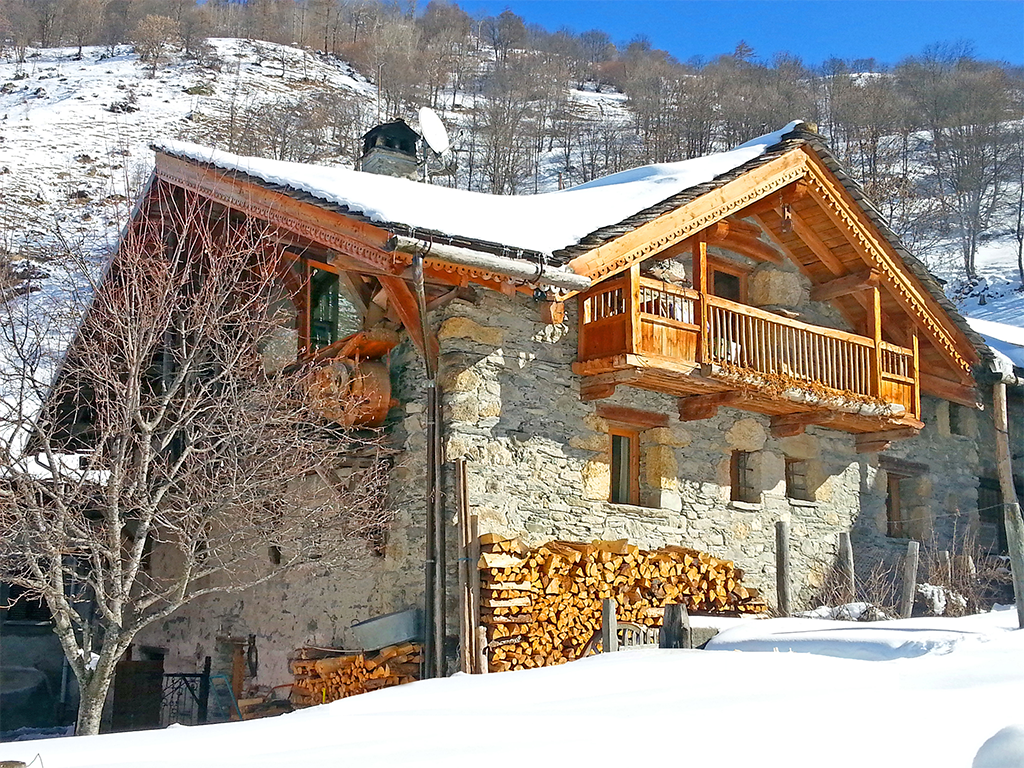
left=309, top=266, right=342, bottom=350
left=880, top=456, right=928, bottom=539
left=977, top=478, right=1006, bottom=554
left=886, top=472, right=909, bottom=538
left=709, top=258, right=747, bottom=303
left=609, top=428, right=639, bottom=505
left=785, top=458, right=812, bottom=501
left=287, top=255, right=358, bottom=355
left=731, top=450, right=758, bottom=503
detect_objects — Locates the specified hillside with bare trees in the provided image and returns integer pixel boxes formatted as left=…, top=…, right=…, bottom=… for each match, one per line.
left=1, top=0, right=1023, bottom=291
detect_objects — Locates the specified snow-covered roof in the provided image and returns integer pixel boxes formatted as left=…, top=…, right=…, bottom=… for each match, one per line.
left=155, top=121, right=805, bottom=258
left=967, top=316, right=1024, bottom=375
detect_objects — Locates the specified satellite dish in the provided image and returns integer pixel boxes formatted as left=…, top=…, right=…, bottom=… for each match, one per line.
left=418, top=106, right=451, bottom=156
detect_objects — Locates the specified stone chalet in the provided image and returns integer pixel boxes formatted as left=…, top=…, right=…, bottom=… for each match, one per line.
left=78, top=122, right=1019, bottom=686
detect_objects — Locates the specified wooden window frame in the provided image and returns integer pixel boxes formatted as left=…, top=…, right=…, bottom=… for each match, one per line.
left=885, top=471, right=909, bottom=538
left=282, top=253, right=344, bottom=356
left=708, top=256, right=748, bottom=304
left=609, top=427, right=640, bottom=506
left=731, top=450, right=758, bottom=503
left=785, top=458, right=812, bottom=502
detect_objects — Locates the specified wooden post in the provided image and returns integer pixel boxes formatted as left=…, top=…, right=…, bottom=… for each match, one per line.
left=900, top=540, right=920, bottom=619
left=938, top=549, right=952, bottom=587
left=838, top=531, right=856, bottom=603
left=455, top=458, right=471, bottom=674
left=693, top=236, right=708, bottom=363
left=911, top=327, right=921, bottom=419
left=475, top=625, right=489, bottom=674
left=627, top=263, right=641, bottom=356
left=469, top=515, right=483, bottom=673
left=776, top=520, right=792, bottom=617
left=993, top=381, right=1024, bottom=629
left=868, top=285, right=883, bottom=397
left=660, top=603, right=692, bottom=649
left=601, top=598, right=618, bottom=653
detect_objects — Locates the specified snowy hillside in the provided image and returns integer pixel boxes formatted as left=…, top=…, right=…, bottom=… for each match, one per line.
left=3, top=608, right=1024, bottom=768
left=1, top=40, right=1021, bottom=347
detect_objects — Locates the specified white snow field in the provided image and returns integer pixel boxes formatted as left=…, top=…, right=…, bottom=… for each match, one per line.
left=3, top=608, right=1023, bottom=768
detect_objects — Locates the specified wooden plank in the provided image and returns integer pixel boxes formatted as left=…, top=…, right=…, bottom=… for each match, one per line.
left=809, top=269, right=880, bottom=302
left=595, top=404, right=670, bottom=429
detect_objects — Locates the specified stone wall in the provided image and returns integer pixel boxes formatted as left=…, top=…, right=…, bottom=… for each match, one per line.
left=434, top=288, right=982, bottom=613
left=137, top=267, right=991, bottom=683
left=135, top=342, right=432, bottom=687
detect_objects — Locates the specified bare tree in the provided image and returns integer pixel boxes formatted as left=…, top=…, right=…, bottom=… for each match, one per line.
left=0, top=187, right=391, bottom=735
left=132, top=13, right=179, bottom=77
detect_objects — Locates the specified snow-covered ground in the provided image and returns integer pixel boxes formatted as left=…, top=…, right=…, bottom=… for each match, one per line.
left=3, top=608, right=1022, bottom=768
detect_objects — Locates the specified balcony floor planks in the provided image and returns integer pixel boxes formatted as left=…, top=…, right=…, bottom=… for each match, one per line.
left=574, top=354, right=920, bottom=435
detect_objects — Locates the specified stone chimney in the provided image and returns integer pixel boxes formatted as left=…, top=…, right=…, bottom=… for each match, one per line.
left=358, top=119, right=421, bottom=180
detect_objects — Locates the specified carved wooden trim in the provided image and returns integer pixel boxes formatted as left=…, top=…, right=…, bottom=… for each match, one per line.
left=568, top=152, right=808, bottom=282
left=800, top=150, right=976, bottom=375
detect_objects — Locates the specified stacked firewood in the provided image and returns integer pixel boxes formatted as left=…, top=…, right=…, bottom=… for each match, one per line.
left=479, top=536, right=767, bottom=672
left=290, top=642, right=422, bottom=707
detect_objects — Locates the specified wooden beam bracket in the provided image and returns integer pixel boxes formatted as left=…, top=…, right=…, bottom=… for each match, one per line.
left=809, top=269, right=880, bottom=303
left=678, top=390, right=747, bottom=422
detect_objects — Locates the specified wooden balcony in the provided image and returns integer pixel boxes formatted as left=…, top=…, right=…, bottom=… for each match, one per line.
left=573, top=271, right=921, bottom=439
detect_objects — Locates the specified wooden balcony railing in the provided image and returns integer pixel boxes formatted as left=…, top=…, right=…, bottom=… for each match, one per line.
left=578, top=271, right=919, bottom=418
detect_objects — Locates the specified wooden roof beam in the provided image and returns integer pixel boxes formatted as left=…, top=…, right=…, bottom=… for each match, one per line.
left=919, top=372, right=982, bottom=408
left=809, top=269, right=881, bottom=302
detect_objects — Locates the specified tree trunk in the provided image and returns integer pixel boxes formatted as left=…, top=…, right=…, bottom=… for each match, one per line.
left=74, top=644, right=124, bottom=735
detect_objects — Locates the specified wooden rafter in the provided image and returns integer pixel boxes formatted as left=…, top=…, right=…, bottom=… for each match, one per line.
left=377, top=275, right=438, bottom=363
left=798, top=146, right=979, bottom=375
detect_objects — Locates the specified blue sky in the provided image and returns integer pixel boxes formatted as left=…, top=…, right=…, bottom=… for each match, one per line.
left=453, top=1, right=1024, bottom=67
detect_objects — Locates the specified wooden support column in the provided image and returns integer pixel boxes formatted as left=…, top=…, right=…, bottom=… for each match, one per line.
left=627, top=263, right=641, bottom=355
left=693, top=235, right=708, bottom=364
left=993, top=381, right=1024, bottom=629
left=868, top=285, right=883, bottom=397
left=775, top=520, right=792, bottom=616
left=601, top=598, right=618, bottom=653
left=911, top=327, right=921, bottom=419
